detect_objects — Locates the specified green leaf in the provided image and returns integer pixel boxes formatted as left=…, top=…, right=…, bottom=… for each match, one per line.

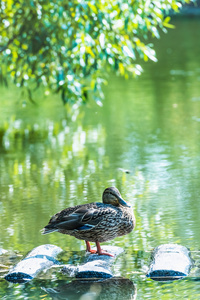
left=88, top=2, right=98, bottom=14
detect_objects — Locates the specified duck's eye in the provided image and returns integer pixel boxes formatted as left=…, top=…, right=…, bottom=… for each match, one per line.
left=109, top=192, right=116, bottom=197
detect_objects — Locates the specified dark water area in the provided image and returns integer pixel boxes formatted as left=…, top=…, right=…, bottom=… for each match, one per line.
left=0, top=18, right=200, bottom=299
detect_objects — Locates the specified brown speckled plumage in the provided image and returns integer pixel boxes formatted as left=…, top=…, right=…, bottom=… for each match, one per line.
left=42, top=187, right=135, bottom=256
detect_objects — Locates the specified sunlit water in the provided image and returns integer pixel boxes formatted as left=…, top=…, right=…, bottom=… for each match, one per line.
left=0, top=18, right=200, bottom=299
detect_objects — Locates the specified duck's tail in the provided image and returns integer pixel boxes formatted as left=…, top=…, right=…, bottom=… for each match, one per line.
left=41, top=227, right=58, bottom=235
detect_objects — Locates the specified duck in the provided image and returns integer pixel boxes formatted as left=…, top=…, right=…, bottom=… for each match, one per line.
left=42, top=187, right=135, bottom=256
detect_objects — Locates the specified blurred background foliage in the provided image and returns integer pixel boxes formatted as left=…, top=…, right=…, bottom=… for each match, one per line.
left=0, top=0, right=191, bottom=108
left=1, top=14, right=200, bottom=254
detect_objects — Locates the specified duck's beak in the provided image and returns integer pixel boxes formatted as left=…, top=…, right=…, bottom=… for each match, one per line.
left=118, top=196, right=131, bottom=207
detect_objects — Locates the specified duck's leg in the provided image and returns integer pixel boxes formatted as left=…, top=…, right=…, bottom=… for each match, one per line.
left=96, top=241, right=114, bottom=257
left=85, top=241, right=97, bottom=254
left=86, top=241, right=114, bottom=257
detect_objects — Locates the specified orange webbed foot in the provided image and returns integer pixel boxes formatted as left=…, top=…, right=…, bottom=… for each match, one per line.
left=85, top=241, right=114, bottom=257
left=87, top=249, right=98, bottom=254
left=97, top=250, right=114, bottom=257
left=85, top=241, right=97, bottom=254
left=96, top=241, right=114, bottom=257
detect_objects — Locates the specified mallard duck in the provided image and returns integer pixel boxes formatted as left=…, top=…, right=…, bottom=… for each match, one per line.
left=42, top=187, right=135, bottom=256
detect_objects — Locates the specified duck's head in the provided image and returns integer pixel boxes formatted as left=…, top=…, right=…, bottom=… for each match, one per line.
left=102, top=187, right=131, bottom=207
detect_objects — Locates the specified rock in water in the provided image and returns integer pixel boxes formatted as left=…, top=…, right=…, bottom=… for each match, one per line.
left=146, top=244, right=193, bottom=281
left=62, top=246, right=124, bottom=279
left=5, top=244, right=63, bottom=283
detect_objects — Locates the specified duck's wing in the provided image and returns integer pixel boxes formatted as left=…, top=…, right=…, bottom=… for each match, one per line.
left=42, top=203, right=114, bottom=233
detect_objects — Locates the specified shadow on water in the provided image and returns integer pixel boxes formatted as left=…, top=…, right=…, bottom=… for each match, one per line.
left=0, top=278, right=137, bottom=300
left=42, top=278, right=137, bottom=300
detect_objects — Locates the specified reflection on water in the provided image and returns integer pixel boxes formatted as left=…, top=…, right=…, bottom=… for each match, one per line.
left=43, top=278, right=137, bottom=300
left=0, top=18, right=200, bottom=299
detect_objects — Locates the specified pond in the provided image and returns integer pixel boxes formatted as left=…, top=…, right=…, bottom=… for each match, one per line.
left=1, top=17, right=200, bottom=299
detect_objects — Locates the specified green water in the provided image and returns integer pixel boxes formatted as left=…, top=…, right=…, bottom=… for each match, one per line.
left=1, top=18, right=200, bottom=299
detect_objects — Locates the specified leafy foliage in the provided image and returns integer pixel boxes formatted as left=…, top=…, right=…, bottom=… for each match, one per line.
left=0, top=0, right=190, bottom=106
